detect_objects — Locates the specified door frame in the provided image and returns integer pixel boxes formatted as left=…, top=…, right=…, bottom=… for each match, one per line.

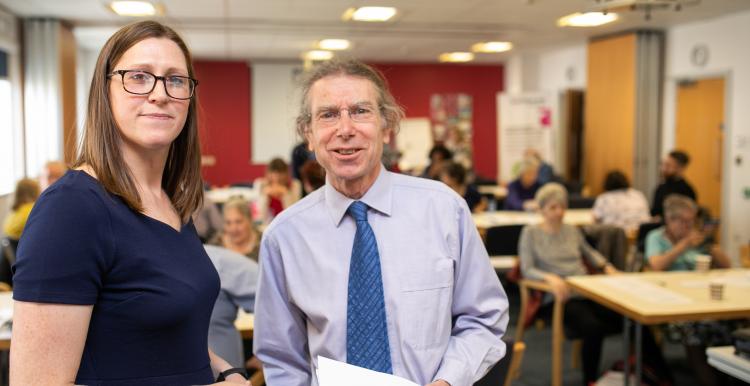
left=662, top=70, right=733, bottom=255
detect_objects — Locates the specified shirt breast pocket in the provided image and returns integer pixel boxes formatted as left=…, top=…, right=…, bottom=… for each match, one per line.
left=398, top=258, right=454, bottom=350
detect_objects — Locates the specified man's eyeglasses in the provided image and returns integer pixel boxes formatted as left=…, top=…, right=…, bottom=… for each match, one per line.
left=108, top=70, right=198, bottom=100
left=313, top=104, right=379, bottom=127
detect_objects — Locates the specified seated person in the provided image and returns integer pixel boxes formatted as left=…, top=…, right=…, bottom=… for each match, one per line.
left=646, top=194, right=730, bottom=271
left=646, top=194, right=735, bottom=386
left=204, top=244, right=258, bottom=371
left=210, top=197, right=261, bottom=262
left=3, top=178, right=41, bottom=240
left=520, top=183, right=671, bottom=385
left=299, top=159, right=325, bottom=195
left=592, top=170, right=651, bottom=234
left=253, top=157, right=301, bottom=224
left=439, top=161, right=487, bottom=213
left=504, top=157, right=541, bottom=211
left=420, top=144, right=453, bottom=180
left=39, top=160, right=67, bottom=191
left=524, top=148, right=554, bottom=185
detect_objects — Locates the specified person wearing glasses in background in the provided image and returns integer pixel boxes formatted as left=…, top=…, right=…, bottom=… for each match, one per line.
left=11, top=21, right=248, bottom=386
left=254, top=59, right=509, bottom=386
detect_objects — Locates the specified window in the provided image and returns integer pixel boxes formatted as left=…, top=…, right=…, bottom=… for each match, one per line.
left=0, top=49, right=18, bottom=195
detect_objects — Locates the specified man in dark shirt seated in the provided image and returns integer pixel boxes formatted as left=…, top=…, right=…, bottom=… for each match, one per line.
left=651, top=149, right=697, bottom=219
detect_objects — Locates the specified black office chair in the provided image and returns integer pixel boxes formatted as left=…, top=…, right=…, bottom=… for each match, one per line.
left=484, top=225, right=525, bottom=257
left=567, top=195, right=596, bottom=209
left=634, top=221, right=662, bottom=271
left=0, top=238, right=17, bottom=286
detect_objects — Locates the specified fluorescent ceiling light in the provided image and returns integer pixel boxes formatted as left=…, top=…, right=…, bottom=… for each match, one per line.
left=557, top=12, right=618, bottom=27
left=318, top=39, right=351, bottom=51
left=110, top=1, right=157, bottom=16
left=439, top=52, right=474, bottom=63
left=342, top=7, right=397, bottom=22
left=303, top=50, right=334, bottom=61
left=472, top=41, right=513, bottom=53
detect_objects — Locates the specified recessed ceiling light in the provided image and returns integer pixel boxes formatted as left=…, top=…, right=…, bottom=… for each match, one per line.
left=318, top=39, right=351, bottom=51
left=439, top=52, right=474, bottom=63
left=472, top=41, right=513, bottom=53
left=342, top=7, right=397, bottom=22
left=110, top=1, right=157, bottom=16
left=303, top=50, right=334, bottom=61
left=557, top=12, right=618, bottom=27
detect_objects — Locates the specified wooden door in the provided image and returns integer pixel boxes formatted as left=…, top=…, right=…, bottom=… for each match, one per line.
left=675, top=78, right=724, bottom=220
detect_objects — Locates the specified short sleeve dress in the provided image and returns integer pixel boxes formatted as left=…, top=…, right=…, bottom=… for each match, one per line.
left=13, top=170, right=220, bottom=386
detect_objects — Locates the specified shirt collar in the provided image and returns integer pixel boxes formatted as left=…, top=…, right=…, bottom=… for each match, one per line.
left=324, top=164, right=393, bottom=227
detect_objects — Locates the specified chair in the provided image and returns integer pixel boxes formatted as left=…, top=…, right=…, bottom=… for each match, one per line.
left=634, top=221, right=662, bottom=271
left=484, top=225, right=524, bottom=273
left=567, top=195, right=596, bottom=209
left=515, top=279, right=567, bottom=386
left=474, top=337, right=526, bottom=386
left=0, top=238, right=17, bottom=287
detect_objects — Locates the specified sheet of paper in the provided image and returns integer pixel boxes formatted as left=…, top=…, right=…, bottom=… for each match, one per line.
left=600, top=277, right=693, bottom=304
left=316, top=356, right=419, bottom=386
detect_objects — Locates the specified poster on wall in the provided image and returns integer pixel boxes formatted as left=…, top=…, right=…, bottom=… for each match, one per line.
left=430, top=94, right=473, bottom=169
left=497, top=92, right=558, bottom=184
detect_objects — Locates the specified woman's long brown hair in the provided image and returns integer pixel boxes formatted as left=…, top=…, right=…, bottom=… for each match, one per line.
left=73, top=20, right=203, bottom=221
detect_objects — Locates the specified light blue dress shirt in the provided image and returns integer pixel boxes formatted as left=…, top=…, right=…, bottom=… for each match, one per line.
left=254, top=165, right=509, bottom=386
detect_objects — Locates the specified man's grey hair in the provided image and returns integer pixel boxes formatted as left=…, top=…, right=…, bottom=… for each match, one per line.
left=535, top=182, right=568, bottom=209
left=295, top=59, right=405, bottom=138
left=664, top=194, right=698, bottom=219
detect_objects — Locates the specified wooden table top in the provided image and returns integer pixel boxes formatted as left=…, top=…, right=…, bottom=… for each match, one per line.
left=566, top=268, right=750, bottom=324
left=473, top=208, right=593, bottom=230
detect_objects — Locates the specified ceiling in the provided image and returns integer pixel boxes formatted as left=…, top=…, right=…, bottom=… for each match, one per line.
left=1, top=0, right=749, bottom=63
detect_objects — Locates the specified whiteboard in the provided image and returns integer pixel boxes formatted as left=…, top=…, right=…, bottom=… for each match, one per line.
left=396, top=118, right=432, bottom=173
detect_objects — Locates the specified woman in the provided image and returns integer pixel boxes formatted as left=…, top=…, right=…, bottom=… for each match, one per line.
left=646, top=194, right=733, bottom=386
left=253, top=157, right=301, bottom=224
left=504, top=157, right=541, bottom=211
left=2, top=178, right=40, bottom=240
left=211, top=197, right=261, bottom=261
left=519, top=183, right=670, bottom=385
left=592, top=170, right=651, bottom=234
left=11, top=21, right=248, bottom=385
left=646, top=194, right=730, bottom=271
left=439, top=161, right=487, bottom=213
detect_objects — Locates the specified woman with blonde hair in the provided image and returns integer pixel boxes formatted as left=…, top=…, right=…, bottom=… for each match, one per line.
left=212, top=197, right=261, bottom=261
left=2, top=178, right=40, bottom=240
left=11, top=21, right=248, bottom=385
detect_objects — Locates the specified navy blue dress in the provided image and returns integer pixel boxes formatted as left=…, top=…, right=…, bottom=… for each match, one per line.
left=13, top=170, right=220, bottom=386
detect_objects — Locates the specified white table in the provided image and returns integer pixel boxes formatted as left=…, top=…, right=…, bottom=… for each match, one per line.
left=205, top=186, right=258, bottom=204
left=707, top=346, right=750, bottom=383
left=473, top=208, right=594, bottom=230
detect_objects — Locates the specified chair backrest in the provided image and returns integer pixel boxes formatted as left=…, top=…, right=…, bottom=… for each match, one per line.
left=636, top=221, right=662, bottom=254
left=0, top=238, right=17, bottom=287
left=484, top=224, right=525, bottom=256
left=567, top=195, right=596, bottom=209
left=474, top=337, right=516, bottom=386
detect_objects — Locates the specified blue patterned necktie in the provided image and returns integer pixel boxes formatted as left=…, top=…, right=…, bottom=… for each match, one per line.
left=346, top=201, right=393, bottom=373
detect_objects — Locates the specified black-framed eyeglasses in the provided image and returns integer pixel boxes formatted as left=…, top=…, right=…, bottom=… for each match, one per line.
left=108, top=69, right=198, bottom=100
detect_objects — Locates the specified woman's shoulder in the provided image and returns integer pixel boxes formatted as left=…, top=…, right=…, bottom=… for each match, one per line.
left=34, top=170, right=113, bottom=218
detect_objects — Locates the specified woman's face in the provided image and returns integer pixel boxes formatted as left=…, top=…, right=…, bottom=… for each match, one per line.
left=540, top=199, right=566, bottom=225
left=666, top=208, right=696, bottom=240
left=224, top=208, right=252, bottom=244
left=109, top=37, right=190, bottom=156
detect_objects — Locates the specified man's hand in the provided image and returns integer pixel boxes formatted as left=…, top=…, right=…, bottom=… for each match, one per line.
left=426, top=380, right=451, bottom=386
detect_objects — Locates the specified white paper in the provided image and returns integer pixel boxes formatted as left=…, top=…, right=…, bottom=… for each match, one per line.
left=600, top=277, right=693, bottom=304
left=316, top=356, right=419, bottom=386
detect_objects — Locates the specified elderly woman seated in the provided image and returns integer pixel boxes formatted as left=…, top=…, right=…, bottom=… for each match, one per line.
left=210, top=197, right=261, bottom=262
left=504, top=157, right=541, bottom=211
left=520, top=183, right=671, bottom=385
left=646, top=194, right=735, bottom=386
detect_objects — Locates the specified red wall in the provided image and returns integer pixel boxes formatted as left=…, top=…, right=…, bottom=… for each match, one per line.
left=194, top=60, right=504, bottom=185
left=194, top=60, right=265, bottom=186
left=372, top=63, right=504, bottom=180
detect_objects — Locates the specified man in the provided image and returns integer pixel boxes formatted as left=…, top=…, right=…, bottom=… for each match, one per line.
left=39, top=160, right=67, bottom=191
left=254, top=59, right=509, bottom=386
left=651, top=150, right=697, bottom=219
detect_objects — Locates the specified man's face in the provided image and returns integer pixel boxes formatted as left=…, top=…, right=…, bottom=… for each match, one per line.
left=304, top=75, right=390, bottom=196
left=661, top=156, right=681, bottom=179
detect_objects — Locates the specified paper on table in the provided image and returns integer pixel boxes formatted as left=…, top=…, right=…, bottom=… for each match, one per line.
left=316, top=356, right=419, bottom=386
left=600, top=277, right=693, bottom=304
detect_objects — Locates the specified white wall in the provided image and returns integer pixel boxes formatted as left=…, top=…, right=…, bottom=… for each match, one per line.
left=538, top=44, right=587, bottom=92
left=663, top=10, right=750, bottom=262
left=251, top=62, right=303, bottom=163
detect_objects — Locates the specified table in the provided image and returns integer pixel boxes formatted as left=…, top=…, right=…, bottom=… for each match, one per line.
left=566, top=269, right=750, bottom=386
left=205, top=186, right=259, bottom=204
left=473, top=208, right=593, bottom=231
left=477, top=185, right=508, bottom=200
left=707, top=346, right=750, bottom=383
left=0, top=292, right=254, bottom=347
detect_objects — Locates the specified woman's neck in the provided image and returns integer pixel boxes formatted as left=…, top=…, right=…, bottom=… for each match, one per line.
left=542, top=220, right=562, bottom=234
